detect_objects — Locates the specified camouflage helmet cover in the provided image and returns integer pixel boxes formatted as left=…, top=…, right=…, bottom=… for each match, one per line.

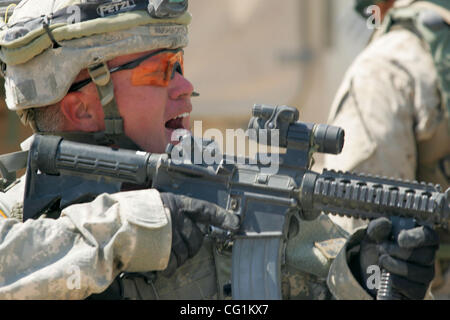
left=0, top=0, right=191, bottom=111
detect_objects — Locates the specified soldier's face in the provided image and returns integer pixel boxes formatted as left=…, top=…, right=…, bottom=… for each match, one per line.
left=112, top=51, right=194, bottom=153
left=69, top=50, right=194, bottom=153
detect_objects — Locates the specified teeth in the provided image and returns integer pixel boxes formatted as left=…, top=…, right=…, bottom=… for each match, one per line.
left=175, top=112, right=189, bottom=120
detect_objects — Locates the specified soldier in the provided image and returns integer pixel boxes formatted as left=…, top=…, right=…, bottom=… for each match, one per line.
left=324, top=0, right=450, bottom=298
left=0, top=0, right=439, bottom=300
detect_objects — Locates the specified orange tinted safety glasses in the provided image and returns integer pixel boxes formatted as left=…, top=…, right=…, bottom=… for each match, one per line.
left=131, top=50, right=184, bottom=87
left=68, top=48, right=184, bottom=92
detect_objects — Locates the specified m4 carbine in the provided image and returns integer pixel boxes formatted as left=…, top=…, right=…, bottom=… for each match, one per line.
left=23, top=105, right=449, bottom=300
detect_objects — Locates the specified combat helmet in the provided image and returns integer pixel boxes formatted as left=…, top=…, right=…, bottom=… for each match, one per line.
left=0, top=0, right=191, bottom=149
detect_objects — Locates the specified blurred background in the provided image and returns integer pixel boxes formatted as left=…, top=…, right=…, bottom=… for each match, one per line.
left=0, top=0, right=374, bottom=164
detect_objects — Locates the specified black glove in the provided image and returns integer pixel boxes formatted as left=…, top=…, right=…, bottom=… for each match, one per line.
left=359, top=217, right=439, bottom=300
left=160, top=192, right=240, bottom=277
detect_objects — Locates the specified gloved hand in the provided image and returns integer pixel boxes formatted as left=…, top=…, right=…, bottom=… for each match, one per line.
left=359, top=217, right=439, bottom=299
left=160, top=192, right=240, bottom=277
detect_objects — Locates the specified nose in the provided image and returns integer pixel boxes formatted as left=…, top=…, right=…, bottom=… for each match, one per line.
left=169, top=72, right=194, bottom=100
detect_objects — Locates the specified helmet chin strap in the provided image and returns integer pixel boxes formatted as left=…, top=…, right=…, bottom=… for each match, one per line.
left=85, top=59, right=142, bottom=150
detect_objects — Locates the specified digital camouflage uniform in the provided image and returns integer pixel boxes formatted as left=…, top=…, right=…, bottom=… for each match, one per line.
left=323, top=0, right=450, bottom=298
left=0, top=169, right=364, bottom=300
left=0, top=0, right=374, bottom=300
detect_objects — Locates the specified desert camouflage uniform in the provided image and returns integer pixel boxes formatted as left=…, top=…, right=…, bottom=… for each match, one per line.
left=323, top=0, right=450, bottom=298
left=0, top=178, right=173, bottom=299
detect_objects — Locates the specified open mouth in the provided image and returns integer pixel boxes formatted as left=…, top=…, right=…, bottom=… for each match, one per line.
left=165, top=112, right=189, bottom=130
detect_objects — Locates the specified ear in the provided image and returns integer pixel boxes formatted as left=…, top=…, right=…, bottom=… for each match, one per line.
left=60, top=92, right=103, bottom=132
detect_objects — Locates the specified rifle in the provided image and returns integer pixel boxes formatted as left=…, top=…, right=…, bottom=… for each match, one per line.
left=22, top=104, right=449, bottom=300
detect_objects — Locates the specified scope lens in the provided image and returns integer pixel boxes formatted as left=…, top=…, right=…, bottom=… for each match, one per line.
left=313, top=124, right=345, bottom=155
